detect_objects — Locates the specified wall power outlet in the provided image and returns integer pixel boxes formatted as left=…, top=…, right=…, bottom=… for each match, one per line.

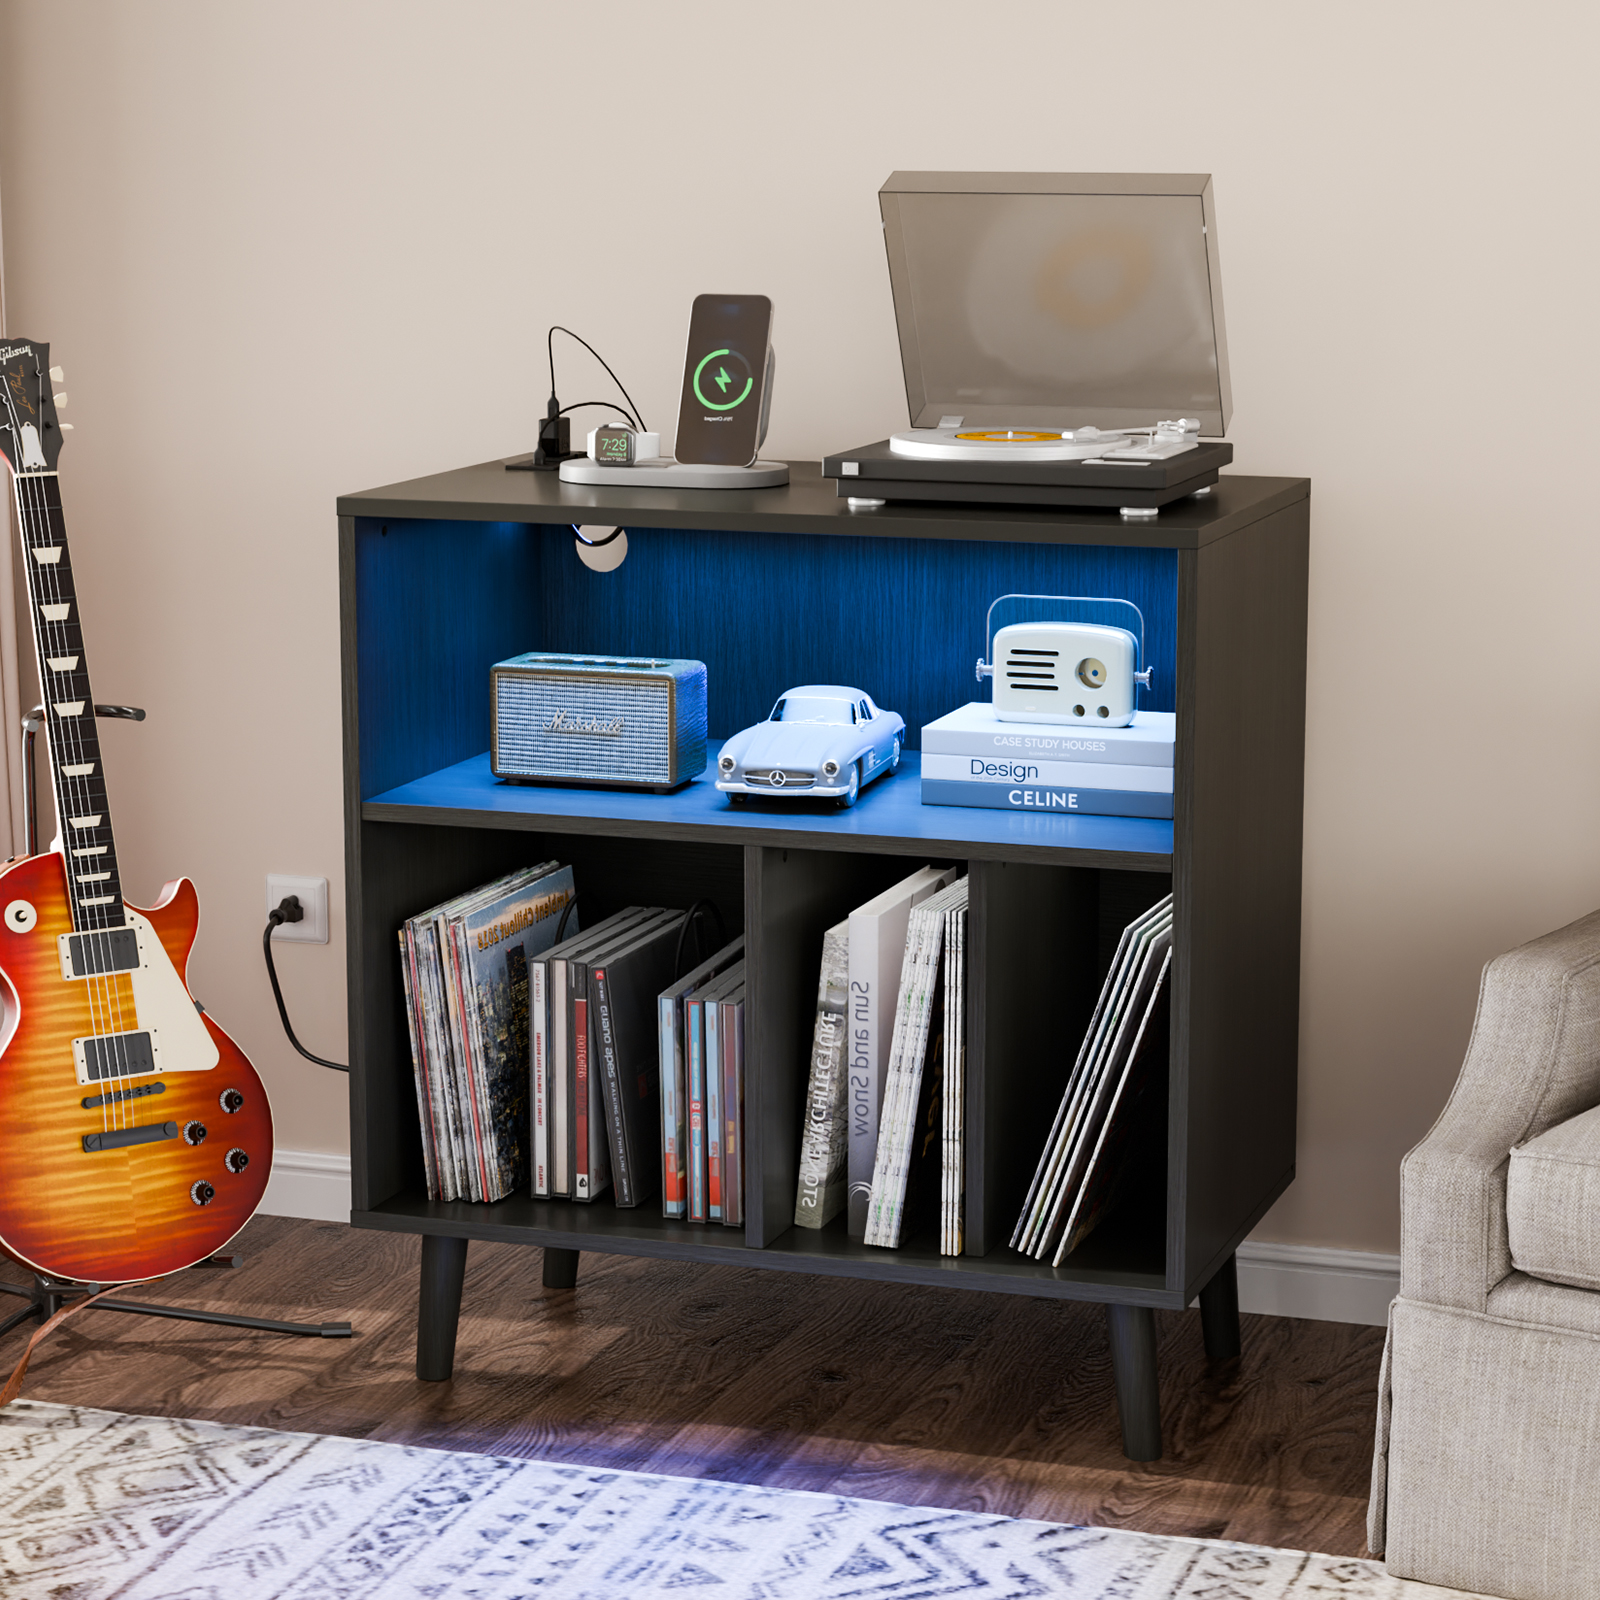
left=267, top=874, right=329, bottom=944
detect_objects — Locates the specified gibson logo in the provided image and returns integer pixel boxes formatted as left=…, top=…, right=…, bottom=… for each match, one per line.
left=543, top=709, right=623, bottom=736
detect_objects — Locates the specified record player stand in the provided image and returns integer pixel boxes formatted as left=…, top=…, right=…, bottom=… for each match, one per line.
left=339, top=462, right=1306, bottom=1461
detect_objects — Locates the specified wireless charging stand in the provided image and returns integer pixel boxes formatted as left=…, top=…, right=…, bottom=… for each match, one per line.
left=561, top=299, right=788, bottom=490
left=559, top=456, right=789, bottom=489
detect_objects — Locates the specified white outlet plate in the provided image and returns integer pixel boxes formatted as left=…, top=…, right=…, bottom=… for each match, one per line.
left=267, top=874, right=329, bottom=944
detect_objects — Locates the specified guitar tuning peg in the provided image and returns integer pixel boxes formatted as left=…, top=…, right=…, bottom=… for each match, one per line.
left=59, top=422, right=75, bottom=431
left=53, top=394, right=68, bottom=407
left=49, top=367, right=64, bottom=383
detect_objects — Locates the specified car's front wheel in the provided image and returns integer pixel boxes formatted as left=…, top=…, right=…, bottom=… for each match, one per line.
left=839, top=762, right=861, bottom=808
left=889, top=736, right=902, bottom=773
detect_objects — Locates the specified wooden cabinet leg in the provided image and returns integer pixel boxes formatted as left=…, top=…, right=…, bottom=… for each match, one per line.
left=542, top=1247, right=579, bottom=1290
left=1106, top=1303, right=1162, bottom=1461
left=417, top=1234, right=468, bottom=1382
left=1199, top=1253, right=1241, bottom=1362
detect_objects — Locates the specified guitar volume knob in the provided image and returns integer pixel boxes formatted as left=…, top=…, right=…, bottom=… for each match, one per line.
left=190, top=1180, right=216, bottom=1207
left=224, top=1147, right=249, bottom=1174
left=219, top=1088, right=244, bottom=1113
left=183, top=1121, right=207, bottom=1145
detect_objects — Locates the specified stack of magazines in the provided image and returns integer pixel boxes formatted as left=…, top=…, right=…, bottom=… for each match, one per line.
left=399, top=862, right=576, bottom=1203
left=1012, top=894, right=1173, bottom=1264
left=863, top=879, right=969, bottom=1249
left=658, top=937, right=746, bottom=1224
left=792, top=866, right=969, bottom=1254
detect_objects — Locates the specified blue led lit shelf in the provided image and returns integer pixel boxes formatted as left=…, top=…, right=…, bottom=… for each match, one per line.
left=364, top=750, right=1174, bottom=870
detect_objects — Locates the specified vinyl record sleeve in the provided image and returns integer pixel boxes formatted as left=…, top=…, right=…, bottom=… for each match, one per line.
left=1013, top=894, right=1172, bottom=1255
left=659, top=938, right=746, bottom=1219
left=591, top=912, right=690, bottom=1208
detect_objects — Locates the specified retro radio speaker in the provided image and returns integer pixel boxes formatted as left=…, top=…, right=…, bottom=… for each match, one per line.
left=491, top=652, right=708, bottom=791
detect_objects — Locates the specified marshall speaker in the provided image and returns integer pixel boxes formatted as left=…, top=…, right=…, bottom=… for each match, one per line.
left=491, top=652, right=708, bottom=792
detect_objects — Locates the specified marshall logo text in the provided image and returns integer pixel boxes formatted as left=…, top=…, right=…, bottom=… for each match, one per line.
left=542, top=709, right=624, bottom=736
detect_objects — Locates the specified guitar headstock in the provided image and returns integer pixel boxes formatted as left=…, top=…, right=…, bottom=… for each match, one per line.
left=0, top=339, right=65, bottom=475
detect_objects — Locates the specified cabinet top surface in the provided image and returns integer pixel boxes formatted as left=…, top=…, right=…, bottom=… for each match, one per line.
left=338, top=459, right=1308, bottom=549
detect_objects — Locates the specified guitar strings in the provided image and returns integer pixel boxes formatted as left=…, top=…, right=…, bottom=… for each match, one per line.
left=15, top=452, right=131, bottom=1134
left=4, top=386, right=118, bottom=1146
left=9, top=466, right=105, bottom=1135
left=14, top=466, right=111, bottom=1133
left=6, top=370, right=136, bottom=1147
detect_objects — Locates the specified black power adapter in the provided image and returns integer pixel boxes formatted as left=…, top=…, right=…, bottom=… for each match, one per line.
left=530, top=396, right=581, bottom=471
left=506, top=327, right=646, bottom=473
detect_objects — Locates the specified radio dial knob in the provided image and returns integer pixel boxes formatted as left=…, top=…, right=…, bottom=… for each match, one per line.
left=190, top=1180, right=216, bottom=1207
left=219, top=1088, right=244, bottom=1113
left=224, top=1147, right=249, bottom=1174
left=183, top=1121, right=208, bottom=1145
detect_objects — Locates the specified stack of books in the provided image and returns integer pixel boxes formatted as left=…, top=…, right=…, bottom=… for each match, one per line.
left=399, top=862, right=576, bottom=1203
left=1012, top=894, right=1173, bottom=1264
left=793, top=865, right=968, bottom=1254
left=918, top=703, right=1176, bottom=819
left=658, top=938, right=746, bottom=1224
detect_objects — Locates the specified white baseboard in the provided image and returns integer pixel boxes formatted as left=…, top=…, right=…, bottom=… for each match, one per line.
left=259, top=1147, right=351, bottom=1224
left=255, top=1149, right=1400, bottom=1326
left=1236, top=1240, right=1399, bottom=1327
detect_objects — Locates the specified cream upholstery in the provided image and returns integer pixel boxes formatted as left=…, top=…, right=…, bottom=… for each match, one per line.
left=1371, top=909, right=1600, bottom=1600
left=1507, top=1104, right=1600, bottom=1290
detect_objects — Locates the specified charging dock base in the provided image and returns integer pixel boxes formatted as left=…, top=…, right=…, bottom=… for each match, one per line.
left=558, top=458, right=789, bottom=490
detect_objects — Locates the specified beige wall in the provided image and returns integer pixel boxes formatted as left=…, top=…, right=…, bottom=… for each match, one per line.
left=1, top=1, right=1595, bottom=1255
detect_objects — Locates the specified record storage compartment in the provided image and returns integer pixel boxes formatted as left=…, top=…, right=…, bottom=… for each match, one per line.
left=340, top=464, right=1310, bottom=1457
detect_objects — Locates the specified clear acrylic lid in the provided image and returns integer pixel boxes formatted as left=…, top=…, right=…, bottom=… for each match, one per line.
left=879, top=172, right=1231, bottom=435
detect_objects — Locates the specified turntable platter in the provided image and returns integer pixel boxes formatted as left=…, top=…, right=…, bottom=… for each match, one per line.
left=888, top=426, right=1130, bottom=463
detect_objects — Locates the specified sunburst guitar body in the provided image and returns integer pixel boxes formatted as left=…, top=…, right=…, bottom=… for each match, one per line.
left=0, top=853, right=271, bottom=1283
left=0, top=337, right=273, bottom=1285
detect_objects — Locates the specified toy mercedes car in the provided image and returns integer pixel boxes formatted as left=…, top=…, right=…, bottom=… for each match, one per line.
left=716, top=685, right=906, bottom=807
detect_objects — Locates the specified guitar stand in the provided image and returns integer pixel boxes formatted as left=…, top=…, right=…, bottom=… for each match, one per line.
left=0, top=1254, right=353, bottom=1342
left=8, top=706, right=355, bottom=1348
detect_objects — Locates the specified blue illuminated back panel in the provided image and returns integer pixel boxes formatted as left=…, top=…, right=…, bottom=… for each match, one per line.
left=353, top=517, right=1178, bottom=803
left=534, top=525, right=1177, bottom=745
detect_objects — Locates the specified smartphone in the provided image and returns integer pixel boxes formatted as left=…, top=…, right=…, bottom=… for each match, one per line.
left=674, top=294, right=774, bottom=466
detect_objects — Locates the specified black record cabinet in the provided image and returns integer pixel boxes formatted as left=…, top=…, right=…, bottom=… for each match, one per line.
left=338, top=461, right=1310, bottom=1460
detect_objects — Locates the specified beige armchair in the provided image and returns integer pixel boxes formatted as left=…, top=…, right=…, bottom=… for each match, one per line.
left=1370, top=910, right=1600, bottom=1599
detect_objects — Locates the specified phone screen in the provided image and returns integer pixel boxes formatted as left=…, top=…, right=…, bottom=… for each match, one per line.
left=674, top=295, right=772, bottom=466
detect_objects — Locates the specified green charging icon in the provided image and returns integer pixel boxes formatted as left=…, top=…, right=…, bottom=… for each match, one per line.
left=692, top=348, right=753, bottom=411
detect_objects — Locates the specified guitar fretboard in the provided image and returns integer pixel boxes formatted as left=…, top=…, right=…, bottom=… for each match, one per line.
left=10, top=469, right=125, bottom=931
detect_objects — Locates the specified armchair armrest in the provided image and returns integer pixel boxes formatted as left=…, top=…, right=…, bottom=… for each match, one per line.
left=1402, top=910, right=1600, bottom=1311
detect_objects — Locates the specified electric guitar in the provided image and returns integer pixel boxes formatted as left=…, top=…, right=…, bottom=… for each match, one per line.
left=0, top=339, right=271, bottom=1284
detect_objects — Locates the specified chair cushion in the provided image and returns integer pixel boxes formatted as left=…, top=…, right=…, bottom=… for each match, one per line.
left=1507, top=1103, right=1600, bottom=1289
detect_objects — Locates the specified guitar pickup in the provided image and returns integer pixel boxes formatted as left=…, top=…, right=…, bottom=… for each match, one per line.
left=59, top=926, right=141, bottom=981
left=73, top=1030, right=158, bottom=1084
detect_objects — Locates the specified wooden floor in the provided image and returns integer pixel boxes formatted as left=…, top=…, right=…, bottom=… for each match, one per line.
left=1, top=1214, right=1384, bottom=1558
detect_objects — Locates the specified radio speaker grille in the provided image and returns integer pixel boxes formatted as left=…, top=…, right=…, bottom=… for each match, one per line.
left=491, top=654, right=707, bottom=791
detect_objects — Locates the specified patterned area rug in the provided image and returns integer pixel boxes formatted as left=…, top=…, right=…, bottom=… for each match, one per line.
left=0, top=1401, right=1483, bottom=1599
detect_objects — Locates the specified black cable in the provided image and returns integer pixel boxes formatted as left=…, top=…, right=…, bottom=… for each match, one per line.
left=571, top=525, right=624, bottom=548
left=548, top=327, right=646, bottom=431
left=554, top=893, right=579, bottom=944
left=557, top=400, right=639, bottom=428
left=263, top=898, right=348, bottom=1072
left=673, top=899, right=728, bottom=980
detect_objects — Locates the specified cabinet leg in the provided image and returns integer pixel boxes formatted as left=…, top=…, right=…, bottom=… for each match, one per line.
left=1105, top=1303, right=1162, bottom=1461
left=542, top=1247, right=579, bottom=1290
left=417, top=1234, right=468, bottom=1382
left=1199, top=1253, right=1241, bottom=1363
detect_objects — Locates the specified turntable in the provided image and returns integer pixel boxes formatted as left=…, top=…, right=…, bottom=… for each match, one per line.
left=823, top=172, right=1235, bottom=517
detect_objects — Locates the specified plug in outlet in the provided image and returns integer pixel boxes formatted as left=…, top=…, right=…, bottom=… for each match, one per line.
left=267, top=874, right=329, bottom=944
